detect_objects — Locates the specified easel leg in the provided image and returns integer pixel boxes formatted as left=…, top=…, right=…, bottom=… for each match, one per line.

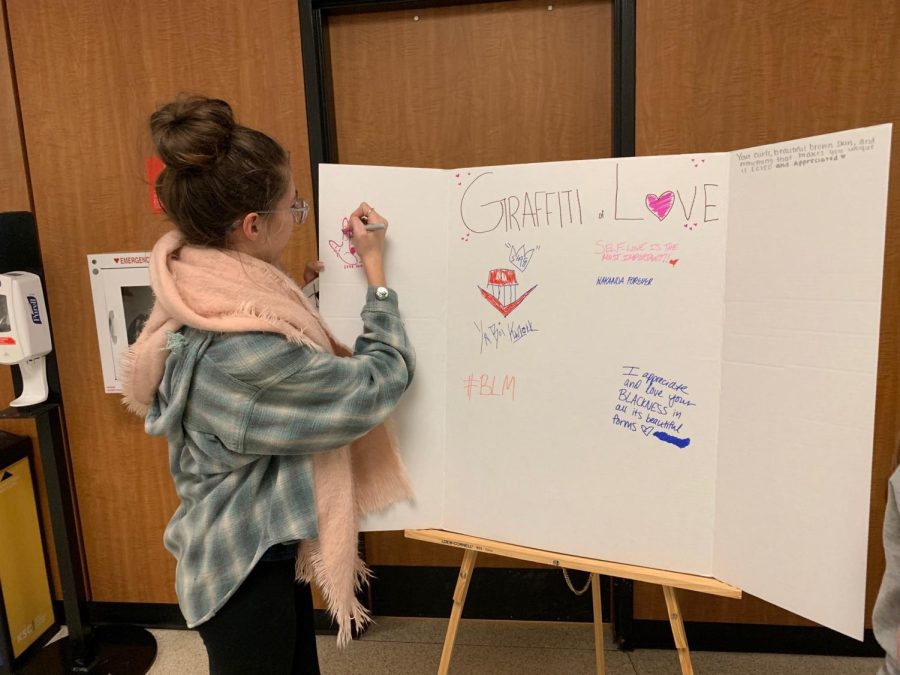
left=662, top=585, right=693, bottom=675
left=438, top=549, right=478, bottom=675
left=591, top=573, right=606, bottom=674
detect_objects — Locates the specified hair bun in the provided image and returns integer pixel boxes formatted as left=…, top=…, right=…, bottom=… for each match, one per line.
left=150, top=95, right=236, bottom=171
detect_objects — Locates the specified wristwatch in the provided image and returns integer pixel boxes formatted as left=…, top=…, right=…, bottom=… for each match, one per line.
left=375, top=286, right=389, bottom=300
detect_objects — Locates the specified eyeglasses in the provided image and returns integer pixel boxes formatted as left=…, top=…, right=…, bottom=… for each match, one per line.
left=256, top=195, right=309, bottom=225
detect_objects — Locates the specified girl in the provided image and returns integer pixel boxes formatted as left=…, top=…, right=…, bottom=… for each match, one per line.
left=122, top=95, right=415, bottom=674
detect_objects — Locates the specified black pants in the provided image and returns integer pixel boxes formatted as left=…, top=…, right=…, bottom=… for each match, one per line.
left=196, top=558, right=321, bottom=675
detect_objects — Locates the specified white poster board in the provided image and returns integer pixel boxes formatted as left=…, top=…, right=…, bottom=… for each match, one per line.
left=318, top=124, right=892, bottom=639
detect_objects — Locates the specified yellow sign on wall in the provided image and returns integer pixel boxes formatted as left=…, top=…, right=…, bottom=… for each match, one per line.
left=0, top=457, right=54, bottom=658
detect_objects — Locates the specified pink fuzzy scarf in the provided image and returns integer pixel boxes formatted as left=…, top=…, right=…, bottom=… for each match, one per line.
left=121, top=230, right=413, bottom=646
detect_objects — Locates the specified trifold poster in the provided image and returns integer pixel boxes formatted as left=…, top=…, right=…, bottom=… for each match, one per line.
left=318, top=124, right=892, bottom=639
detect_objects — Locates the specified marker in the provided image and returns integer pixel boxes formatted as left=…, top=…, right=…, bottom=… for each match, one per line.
left=360, top=214, right=385, bottom=231
left=342, top=220, right=386, bottom=236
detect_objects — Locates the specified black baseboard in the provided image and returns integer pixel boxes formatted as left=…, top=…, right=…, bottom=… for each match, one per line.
left=59, top=600, right=341, bottom=635
left=82, top=601, right=186, bottom=630
left=626, top=619, right=883, bottom=657
left=369, top=565, right=604, bottom=622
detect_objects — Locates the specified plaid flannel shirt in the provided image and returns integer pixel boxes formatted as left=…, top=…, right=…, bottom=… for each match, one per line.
left=145, top=287, right=414, bottom=628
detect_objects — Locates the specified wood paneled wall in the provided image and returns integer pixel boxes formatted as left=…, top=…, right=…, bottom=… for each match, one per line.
left=0, top=0, right=63, bottom=597
left=0, top=2, right=28, bottom=213
left=0, top=1, right=28, bottom=406
left=5, top=0, right=316, bottom=603
left=327, top=0, right=614, bottom=569
left=330, top=0, right=613, bottom=169
left=633, top=0, right=900, bottom=627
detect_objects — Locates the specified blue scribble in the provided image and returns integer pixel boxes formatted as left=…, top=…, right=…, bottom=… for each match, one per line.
left=653, top=431, right=691, bottom=449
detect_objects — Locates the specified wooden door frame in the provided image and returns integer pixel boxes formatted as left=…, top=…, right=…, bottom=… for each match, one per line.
left=298, top=0, right=636, bottom=205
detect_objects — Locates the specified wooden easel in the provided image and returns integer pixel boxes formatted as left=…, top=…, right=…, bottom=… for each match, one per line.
left=405, top=529, right=741, bottom=675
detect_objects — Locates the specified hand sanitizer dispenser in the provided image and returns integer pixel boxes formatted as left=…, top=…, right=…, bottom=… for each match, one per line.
left=0, top=272, right=51, bottom=407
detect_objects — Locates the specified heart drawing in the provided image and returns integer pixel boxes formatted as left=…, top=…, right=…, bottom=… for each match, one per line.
left=645, top=191, right=675, bottom=221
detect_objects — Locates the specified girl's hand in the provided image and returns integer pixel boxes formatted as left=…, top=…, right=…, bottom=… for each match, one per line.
left=346, top=202, right=388, bottom=286
left=303, top=260, right=324, bottom=286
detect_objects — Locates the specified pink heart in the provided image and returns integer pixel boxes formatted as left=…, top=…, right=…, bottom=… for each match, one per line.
left=645, top=191, right=675, bottom=220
